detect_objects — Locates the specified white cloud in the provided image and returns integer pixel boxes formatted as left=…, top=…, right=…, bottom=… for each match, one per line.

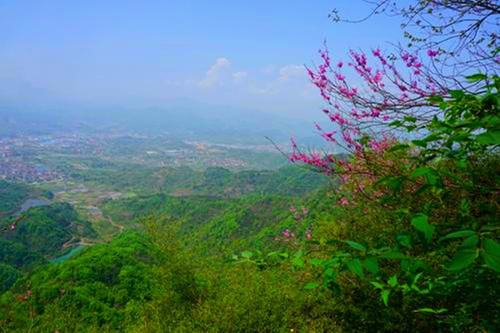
left=232, top=71, right=248, bottom=83
left=199, top=57, right=231, bottom=88
left=278, top=64, right=305, bottom=81
left=248, top=64, right=308, bottom=95
left=261, top=65, right=275, bottom=75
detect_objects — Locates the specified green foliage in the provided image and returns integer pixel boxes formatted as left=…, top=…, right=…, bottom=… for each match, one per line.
left=0, top=238, right=45, bottom=269
left=0, top=80, right=497, bottom=331
left=0, top=232, right=158, bottom=332
left=2, top=203, right=97, bottom=257
left=0, top=181, right=52, bottom=217
left=294, top=75, right=500, bottom=331
left=0, top=263, right=20, bottom=294
left=0, top=181, right=31, bottom=215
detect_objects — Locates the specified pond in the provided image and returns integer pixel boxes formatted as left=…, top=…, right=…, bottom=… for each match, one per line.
left=49, top=245, right=87, bottom=264
left=15, top=198, right=50, bottom=216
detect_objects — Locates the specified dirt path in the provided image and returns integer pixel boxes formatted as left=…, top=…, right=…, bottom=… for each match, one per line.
left=105, top=215, right=125, bottom=233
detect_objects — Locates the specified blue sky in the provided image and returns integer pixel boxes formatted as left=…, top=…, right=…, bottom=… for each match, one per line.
left=0, top=0, right=406, bottom=118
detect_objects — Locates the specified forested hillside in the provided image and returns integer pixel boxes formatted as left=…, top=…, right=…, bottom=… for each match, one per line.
left=0, top=196, right=97, bottom=293
left=0, top=181, right=52, bottom=217
left=0, top=167, right=334, bottom=331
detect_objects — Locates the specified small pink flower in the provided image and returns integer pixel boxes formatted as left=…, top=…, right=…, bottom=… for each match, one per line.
left=337, top=61, right=343, bottom=68
left=10, top=224, right=16, bottom=230
left=305, top=230, right=312, bottom=240
left=289, top=205, right=297, bottom=213
left=427, top=49, right=439, bottom=57
left=282, top=229, right=291, bottom=238
left=340, top=197, right=349, bottom=206
left=301, top=207, right=309, bottom=216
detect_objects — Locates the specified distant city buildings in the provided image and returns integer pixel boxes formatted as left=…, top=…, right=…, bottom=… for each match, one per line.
left=0, top=132, right=282, bottom=183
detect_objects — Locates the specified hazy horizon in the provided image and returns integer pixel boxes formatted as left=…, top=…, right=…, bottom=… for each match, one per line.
left=1, top=0, right=405, bottom=128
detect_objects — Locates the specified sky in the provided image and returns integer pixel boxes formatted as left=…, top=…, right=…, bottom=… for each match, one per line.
left=0, top=0, right=407, bottom=119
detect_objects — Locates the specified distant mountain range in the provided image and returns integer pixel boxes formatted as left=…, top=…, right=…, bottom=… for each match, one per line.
left=0, top=102, right=330, bottom=146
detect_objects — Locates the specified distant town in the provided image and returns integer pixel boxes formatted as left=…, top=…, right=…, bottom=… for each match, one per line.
left=0, top=133, right=286, bottom=183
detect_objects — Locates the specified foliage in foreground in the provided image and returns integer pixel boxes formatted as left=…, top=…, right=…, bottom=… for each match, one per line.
left=285, top=42, right=500, bottom=330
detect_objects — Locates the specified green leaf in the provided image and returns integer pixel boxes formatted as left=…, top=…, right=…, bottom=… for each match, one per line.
left=346, top=259, right=364, bottom=278
left=411, top=167, right=439, bottom=186
left=267, top=251, right=288, bottom=259
left=476, top=131, right=500, bottom=145
left=310, top=258, right=324, bottom=266
left=363, top=258, right=379, bottom=275
left=293, top=250, right=305, bottom=268
left=304, top=283, right=320, bottom=290
left=388, top=275, right=398, bottom=288
left=465, top=73, right=487, bottom=83
left=345, top=241, right=366, bottom=252
left=447, top=249, right=478, bottom=271
left=439, top=230, right=475, bottom=241
left=381, top=289, right=390, bottom=306
left=370, top=281, right=384, bottom=289
left=460, top=235, right=479, bottom=249
left=414, top=308, right=447, bottom=314
left=379, top=251, right=407, bottom=260
left=450, top=90, right=465, bottom=99
left=428, top=95, right=444, bottom=103
left=241, top=251, right=253, bottom=259
left=411, top=139, right=427, bottom=148
left=411, top=167, right=433, bottom=178
left=404, top=116, right=417, bottom=123
left=411, top=213, right=434, bottom=243
left=387, top=177, right=403, bottom=191
left=389, top=120, right=403, bottom=127
left=482, top=239, right=500, bottom=273
left=388, top=144, right=410, bottom=152
left=423, top=133, right=442, bottom=142
left=396, top=234, right=411, bottom=247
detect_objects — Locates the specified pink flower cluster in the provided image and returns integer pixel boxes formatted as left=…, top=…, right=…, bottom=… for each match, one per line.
left=306, top=45, right=446, bottom=141
left=275, top=206, right=312, bottom=242
left=289, top=44, right=446, bottom=207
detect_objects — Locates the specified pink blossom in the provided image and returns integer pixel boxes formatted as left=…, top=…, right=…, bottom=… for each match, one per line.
left=305, top=230, right=312, bottom=240
left=335, top=73, right=345, bottom=81
left=340, top=197, right=349, bottom=206
left=289, top=205, right=297, bottom=213
left=321, top=131, right=336, bottom=142
left=10, top=224, right=16, bottom=230
left=282, top=229, right=291, bottom=238
left=427, top=49, right=439, bottom=57
left=337, top=61, right=343, bottom=68
left=301, top=207, right=309, bottom=216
